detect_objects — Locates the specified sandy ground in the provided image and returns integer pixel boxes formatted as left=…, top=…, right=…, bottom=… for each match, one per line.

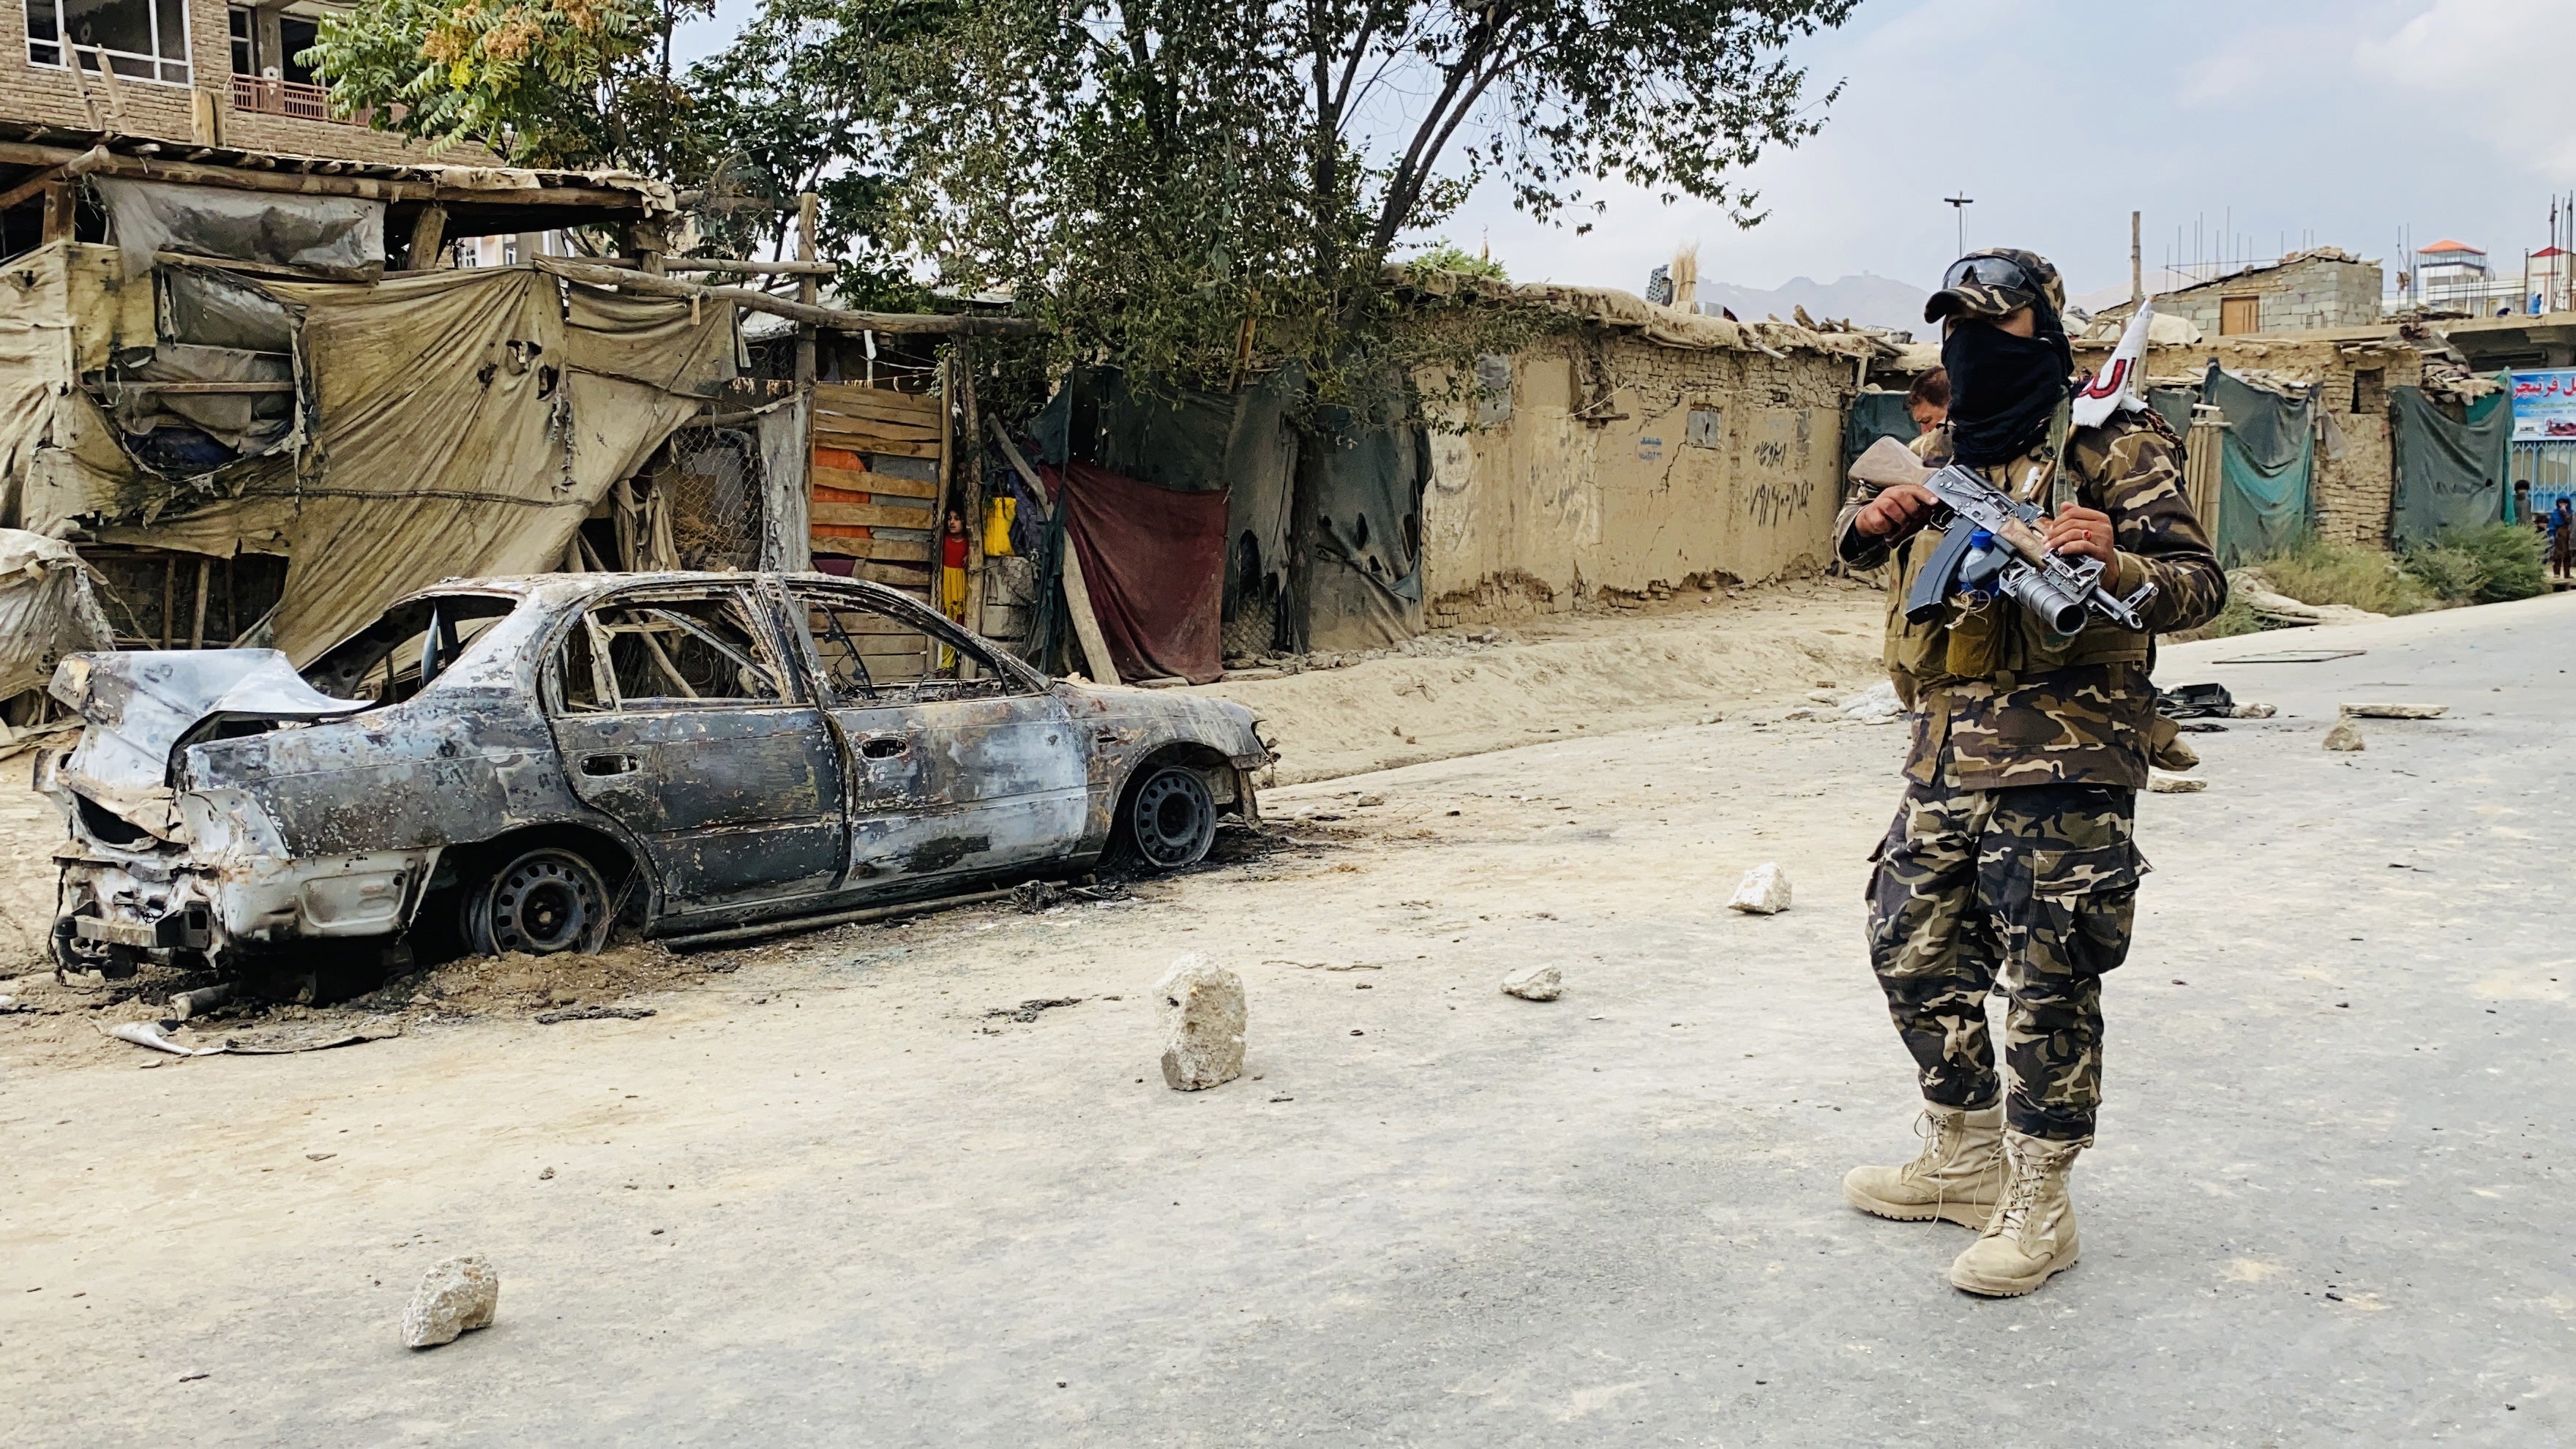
left=0, top=589, right=2569, bottom=1444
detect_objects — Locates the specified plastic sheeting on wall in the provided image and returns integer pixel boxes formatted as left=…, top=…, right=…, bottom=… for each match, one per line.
left=1302, top=381, right=1426, bottom=653
left=94, top=178, right=384, bottom=282
left=2389, top=385, right=2510, bottom=546
left=2201, top=363, right=2315, bottom=565
left=1025, top=364, right=1302, bottom=624
left=1045, top=460, right=1228, bottom=684
left=1841, top=391, right=1914, bottom=471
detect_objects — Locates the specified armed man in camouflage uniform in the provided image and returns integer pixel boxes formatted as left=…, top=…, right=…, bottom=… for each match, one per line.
left=1835, top=250, right=2226, bottom=1297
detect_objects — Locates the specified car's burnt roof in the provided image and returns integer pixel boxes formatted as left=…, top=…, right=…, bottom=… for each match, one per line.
left=398, top=571, right=924, bottom=607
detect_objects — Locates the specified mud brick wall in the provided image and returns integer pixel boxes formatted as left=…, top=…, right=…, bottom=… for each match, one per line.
left=1420, top=331, right=1858, bottom=627
left=1, top=0, right=482, bottom=166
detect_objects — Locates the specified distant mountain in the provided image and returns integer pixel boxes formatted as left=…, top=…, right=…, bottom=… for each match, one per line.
left=1694, top=273, right=1931, bottom=336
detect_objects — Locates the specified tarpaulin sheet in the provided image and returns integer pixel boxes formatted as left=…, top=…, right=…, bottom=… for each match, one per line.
left=2202, top=364, right=2313, bottom=565
left=2147, top=386, right=2199, bottom=443
left=1044, top=460, right=1227, bottom=684
left=1841, top=392, right=1914, bottom=470
left=96, top=178, right=384, bottom=282
left=1026, top=364, right=1303, bottom=621
left=1302, top=381, right=1426, bottom=652
left=2390, top=385, right=2510, bottom=546
left=91, top=266, right=733, bottom=659
left=0, top=245, right=76, bottom=529
left=0, top=528, right=111, bottom=700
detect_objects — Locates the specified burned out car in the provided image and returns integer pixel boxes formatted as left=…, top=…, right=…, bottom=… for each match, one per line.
left=40, top=572, right=1270, bottom=978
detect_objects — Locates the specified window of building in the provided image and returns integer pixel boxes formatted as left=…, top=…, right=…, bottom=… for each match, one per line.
left=2218, top=295, right=2260, bottom=337
left=26, top=0, right=192, bottom=84
left=276, top=11, right=315, bottom=81
left=2353, top=368, right=2386, bottom=416
left=226, top=4, right=249, bottom=73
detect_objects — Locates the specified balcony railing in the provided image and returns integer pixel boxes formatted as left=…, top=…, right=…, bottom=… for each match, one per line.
left=230, top=75, right=369, bottom=125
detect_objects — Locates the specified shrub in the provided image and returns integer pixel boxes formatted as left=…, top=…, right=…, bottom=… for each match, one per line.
left=2400, top=523, right=2547, bottom=604
left=2257, top=538, right=2441, bottom=615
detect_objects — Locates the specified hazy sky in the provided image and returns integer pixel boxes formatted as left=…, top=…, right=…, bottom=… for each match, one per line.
left=675, top=0, right=2576, bottom=299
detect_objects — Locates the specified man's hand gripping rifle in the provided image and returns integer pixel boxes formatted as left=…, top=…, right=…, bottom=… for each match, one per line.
left=1845, top=437, right=2154, bottom=637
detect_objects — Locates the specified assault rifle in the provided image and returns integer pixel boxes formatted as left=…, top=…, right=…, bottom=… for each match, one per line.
left=1847, top=437, right=2155, bottom=634
left=1901, top=463, right=2154, bottom=634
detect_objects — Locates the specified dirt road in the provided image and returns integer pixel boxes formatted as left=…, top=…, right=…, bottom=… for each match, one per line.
left=3, top=591, right=2569, bottom=1445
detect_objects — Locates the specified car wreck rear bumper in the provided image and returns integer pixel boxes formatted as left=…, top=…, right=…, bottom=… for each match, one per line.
left=53, top=847, right=438, bottom=964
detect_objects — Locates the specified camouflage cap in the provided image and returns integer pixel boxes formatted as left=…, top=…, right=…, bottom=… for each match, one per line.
left=1925, top=250, right=2065, bottom=324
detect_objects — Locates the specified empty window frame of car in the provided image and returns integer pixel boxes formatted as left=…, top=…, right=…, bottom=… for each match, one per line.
left=557, top=590, right=790, bottom=712
left=302, top=592, right=522, bottom=705
left=795, top=588, right=1014, bottom=705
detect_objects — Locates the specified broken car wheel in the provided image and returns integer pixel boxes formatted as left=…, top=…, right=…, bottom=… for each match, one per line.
left=1123, top=765, right=1218, bottom=871
left=468, top=847, right=609, bottom=956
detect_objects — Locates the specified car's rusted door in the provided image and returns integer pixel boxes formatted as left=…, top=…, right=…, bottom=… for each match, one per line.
left=545, top=583, right=847, bottom=911
left=784, top=580, right=1085, bottom=888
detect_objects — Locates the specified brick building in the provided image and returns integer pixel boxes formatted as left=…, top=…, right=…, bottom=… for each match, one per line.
left=8, top=0, right=476, bottom=165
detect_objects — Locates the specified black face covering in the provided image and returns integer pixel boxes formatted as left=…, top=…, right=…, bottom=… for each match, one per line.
left=1942, top=307, right=2073, bottom=467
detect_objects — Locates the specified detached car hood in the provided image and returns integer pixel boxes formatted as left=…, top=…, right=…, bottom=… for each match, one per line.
left=51, top=649, right=367, bottom=795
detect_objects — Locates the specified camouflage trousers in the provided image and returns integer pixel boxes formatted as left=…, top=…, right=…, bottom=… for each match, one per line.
left=1865, top=778, right=2145, bottom=1142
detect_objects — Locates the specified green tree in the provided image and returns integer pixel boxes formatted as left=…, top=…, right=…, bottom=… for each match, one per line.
left=304, top=0, right=709, bottom=171
left=875, top=0, right=1858, bottom=393
left=681, top=0, right=947, bottom=301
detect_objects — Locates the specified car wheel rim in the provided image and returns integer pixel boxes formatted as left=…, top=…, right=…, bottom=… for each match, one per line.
left=1131, top=768, right=1214, bottom=869
left=487, top=850, right=603, bottom=955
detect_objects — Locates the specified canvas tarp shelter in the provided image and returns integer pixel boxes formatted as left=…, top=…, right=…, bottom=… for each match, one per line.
left=2201, top=364, right=2315, bottom=565
left=1027, top=365, right=1302, bottom=626
left=2389, top=385, right=2510, bottom=546
left=0, top=247, right=733, bottom=662
left=1044, top=461, right=1227, bottom=684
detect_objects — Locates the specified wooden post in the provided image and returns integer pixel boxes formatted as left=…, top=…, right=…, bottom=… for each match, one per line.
left=40, top=181, right=75, bottom=244
left=408, top=204, right=449, bottom=270
left=160, top=555, right=175, bottom=649
left=794, top=192, right=819, bottom=387
left=189, top=557, right=209, bottom=649
left=956, top=336, right=983, bottom=680
left=933, top=345, right=953, bottom=679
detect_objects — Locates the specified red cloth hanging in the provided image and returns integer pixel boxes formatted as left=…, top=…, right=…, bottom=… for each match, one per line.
left=1041, top=462, right=1227, bottom=684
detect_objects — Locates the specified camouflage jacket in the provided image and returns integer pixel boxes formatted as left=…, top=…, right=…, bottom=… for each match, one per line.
left=1833, top=411, right=2227, bottom=791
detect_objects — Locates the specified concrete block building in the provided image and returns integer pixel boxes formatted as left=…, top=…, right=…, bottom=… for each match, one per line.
left=2097, top=249, right=2385, bottom=338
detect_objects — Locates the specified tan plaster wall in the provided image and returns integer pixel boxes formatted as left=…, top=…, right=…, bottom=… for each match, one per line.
left=1420, top=334, right=1852, bottom=625
left=2, top=0, right=482, bottom=166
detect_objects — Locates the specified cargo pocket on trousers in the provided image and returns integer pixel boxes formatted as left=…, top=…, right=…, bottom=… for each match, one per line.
left=2029, top=844, right=2142, bottom=977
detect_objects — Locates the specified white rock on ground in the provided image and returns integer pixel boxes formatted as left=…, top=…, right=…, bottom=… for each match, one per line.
left=402, top=1255, right=499, bottom=1349
left=2323, top=720, right=2366, bottom=752
left=1728, top=863, right=1791, bottom=915
left=1153, top=954, right=1245, bottom=1091
left=2341, top=703, right=2446, bottom=719
left=2149, top=771, right=2206, bottom=794
left=1501, top=964, right=1561, bottom=1001
left=1841, top=681, right=1903, bottom=724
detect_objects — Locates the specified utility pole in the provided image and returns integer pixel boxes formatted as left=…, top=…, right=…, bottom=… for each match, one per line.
left=1944, top=195, right=1974, bottom=258
left=2131, top=211, right=2143, bottom=303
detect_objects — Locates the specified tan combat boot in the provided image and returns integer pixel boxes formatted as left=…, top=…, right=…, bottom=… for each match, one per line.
left=1841, top=1098, right=2006, bottom=1227
left=1949, top=1131, right=2083, bottom=1297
